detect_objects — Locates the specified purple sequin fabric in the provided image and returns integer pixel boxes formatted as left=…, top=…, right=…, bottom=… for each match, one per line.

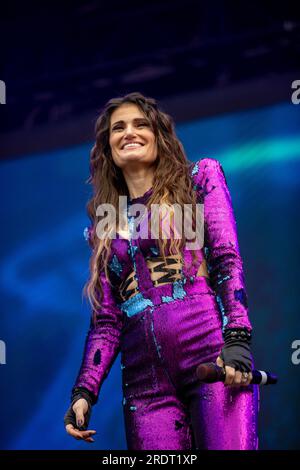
left=73, top=157, right=259, bottom=450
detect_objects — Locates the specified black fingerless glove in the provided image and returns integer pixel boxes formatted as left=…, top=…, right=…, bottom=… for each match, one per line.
left=64, top=387, right=95, bottom=431
left=220, top=328, right=253, bottom=373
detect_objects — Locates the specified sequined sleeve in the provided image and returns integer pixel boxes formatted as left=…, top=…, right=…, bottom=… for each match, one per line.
left=191, top=157, right=252, bottom=332
left=72, top=229, right=124, bottom=404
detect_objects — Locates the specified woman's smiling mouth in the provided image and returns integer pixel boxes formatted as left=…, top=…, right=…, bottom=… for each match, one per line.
left=121, top=142, right=145, bottom=150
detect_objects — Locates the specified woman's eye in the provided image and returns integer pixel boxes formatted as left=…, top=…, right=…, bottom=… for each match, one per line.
left=113, top=122, right=148, bottom=131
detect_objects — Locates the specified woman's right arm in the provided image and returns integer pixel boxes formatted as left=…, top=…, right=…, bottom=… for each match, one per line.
left=64, top=263, right=124, bottom=442
left=72, top=268, right=124, bottom=403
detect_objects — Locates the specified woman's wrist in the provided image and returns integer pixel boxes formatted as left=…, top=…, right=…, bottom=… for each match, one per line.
left=221, top=327, right=253, bottom=373
left=71, top=386, right=96, bottom=406
left=64, top=386, right=94, bottom=430
left=223, top=327, right=252, bottom=345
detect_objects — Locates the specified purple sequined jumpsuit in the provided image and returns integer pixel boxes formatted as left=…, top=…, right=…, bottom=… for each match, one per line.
left=73, top=157, right=259, bottom=450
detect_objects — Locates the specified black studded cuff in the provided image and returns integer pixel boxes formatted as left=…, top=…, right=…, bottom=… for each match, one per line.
left=71, top=386, right=97, bottom=407
left=223, top=327, right=252, bottom=345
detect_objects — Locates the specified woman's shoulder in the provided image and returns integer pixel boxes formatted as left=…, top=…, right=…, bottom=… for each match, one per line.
left=189, top=157, right=226, bottom=187
left=83, top=225, right=98, bottom=251
left=189, top=157, right=229, bottom=200
left=189, top=156, right=223, bottom=178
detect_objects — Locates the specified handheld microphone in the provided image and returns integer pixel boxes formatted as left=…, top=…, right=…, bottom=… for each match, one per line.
left=196, top=362, right=278, bottom=385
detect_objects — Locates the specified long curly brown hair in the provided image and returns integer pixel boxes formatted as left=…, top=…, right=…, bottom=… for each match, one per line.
left=83, top=91, right=201, bottom=321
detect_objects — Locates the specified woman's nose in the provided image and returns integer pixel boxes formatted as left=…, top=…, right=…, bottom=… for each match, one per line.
left=124, top=125, right=136, bottom=136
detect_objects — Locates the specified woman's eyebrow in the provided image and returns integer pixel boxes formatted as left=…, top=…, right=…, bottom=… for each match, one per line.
left=111, top=117, right=148, bottom=128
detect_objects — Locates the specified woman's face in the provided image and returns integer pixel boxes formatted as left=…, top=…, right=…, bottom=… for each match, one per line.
left=109, top=103, right=157, bottom=169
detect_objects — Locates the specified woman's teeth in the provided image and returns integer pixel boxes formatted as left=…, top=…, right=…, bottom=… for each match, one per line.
left=123, top=143, right=143, bottom=149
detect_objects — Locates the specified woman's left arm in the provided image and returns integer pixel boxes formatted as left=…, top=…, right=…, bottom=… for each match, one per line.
left=191, top=158, right=254, bottom=384
left=192, top=157, right=252, bottom=332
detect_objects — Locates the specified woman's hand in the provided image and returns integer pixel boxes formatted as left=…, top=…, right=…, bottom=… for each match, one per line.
left=216, top=355, right=253, bottom=387
left=65, top=398, right=96, bottom=443
left=65, top=424, right=96, bottom=443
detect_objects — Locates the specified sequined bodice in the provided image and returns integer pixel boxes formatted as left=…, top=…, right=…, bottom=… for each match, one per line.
left=106, top=183, right=205, bottom=304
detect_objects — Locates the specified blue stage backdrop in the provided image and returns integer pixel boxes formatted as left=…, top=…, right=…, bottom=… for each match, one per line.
left=0, top=101, right=300, bottom=450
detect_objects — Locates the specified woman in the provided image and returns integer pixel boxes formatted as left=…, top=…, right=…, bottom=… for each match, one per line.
left=64, top=92, right=259, bottom=450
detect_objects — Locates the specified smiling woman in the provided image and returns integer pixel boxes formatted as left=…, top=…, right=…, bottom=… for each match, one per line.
left=64, top=92, right=259, bottom=450
left=108, top=104, right=158, bottom=201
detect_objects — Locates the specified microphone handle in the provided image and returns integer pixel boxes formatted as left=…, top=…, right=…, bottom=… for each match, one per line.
left=251, top=369, right=278, bottom=385
left=196, top=362, right=278, bottom=385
